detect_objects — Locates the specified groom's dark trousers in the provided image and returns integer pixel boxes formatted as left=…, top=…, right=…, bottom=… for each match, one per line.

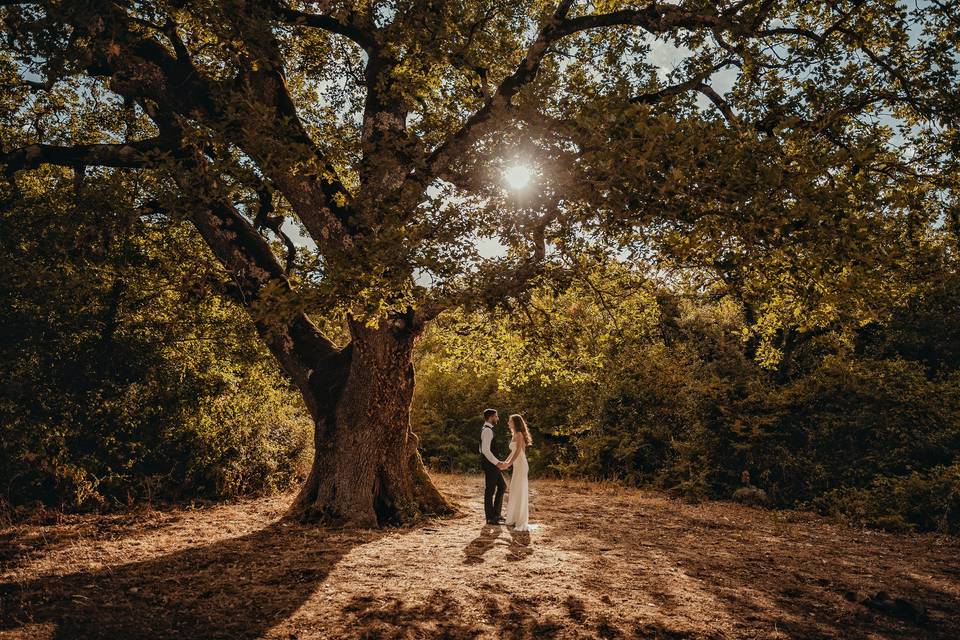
left=481, top=456, right=506, bottom=522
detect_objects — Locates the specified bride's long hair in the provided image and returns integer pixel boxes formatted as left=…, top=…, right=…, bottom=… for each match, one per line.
left=509, top=414, right=532, bottom=446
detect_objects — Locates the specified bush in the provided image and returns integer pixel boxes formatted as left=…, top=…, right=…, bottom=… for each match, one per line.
left=0, top=181, right=313, bottom=513
left=0, top=323, right=314, bottom=512
left=412, top=275, right=960, bottom=533
left=750, top=358, right=960, bottom=507
left=411, top=328, right=509, bottom=472
left=812, top=464, right=960, bottom=534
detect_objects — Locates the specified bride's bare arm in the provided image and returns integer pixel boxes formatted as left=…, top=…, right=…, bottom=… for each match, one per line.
left=500, top=432, right=523, bottom=468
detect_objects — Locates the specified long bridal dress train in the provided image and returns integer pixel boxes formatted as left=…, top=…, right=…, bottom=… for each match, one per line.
left=504, top=440, right=529, bottom=531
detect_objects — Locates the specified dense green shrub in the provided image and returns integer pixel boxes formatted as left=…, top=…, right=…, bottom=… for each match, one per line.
left=750, top=358, right=960, bottom=505
left=412, top=266, right=960, bottom=533
left=0, top=358, right=312, bottom=511
left=411, top=328, right=514, bottom=472
left=0, top=173, right=313, bottom=513
left=812, top=464, right=960, bottom=533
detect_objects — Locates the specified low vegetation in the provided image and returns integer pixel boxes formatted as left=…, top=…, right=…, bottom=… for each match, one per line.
left=413, top=262, right=960, bottom=534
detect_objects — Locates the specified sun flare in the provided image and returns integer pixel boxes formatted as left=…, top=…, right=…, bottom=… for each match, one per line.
left=503, top=164, right=533, bottom=190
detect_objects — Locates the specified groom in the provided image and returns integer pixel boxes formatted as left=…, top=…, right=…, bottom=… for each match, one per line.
left=479, top=408, right=507, bottom=524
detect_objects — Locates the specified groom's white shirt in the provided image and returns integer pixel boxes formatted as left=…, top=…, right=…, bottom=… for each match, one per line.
left=479, top=422, right=499, bottom=464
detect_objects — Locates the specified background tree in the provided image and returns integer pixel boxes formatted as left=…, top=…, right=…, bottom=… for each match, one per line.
left=1, top=0, right=953, bottom=525
left=413, top=251, right=960, bottom=533
left=0, top=158, right=313, bottom=512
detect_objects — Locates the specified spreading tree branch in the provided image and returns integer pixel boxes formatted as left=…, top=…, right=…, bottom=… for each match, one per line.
left=253, top=181, right=298, bottom=275
left=72, top=3, right=359, bottom=252
left=423, top=1, right=775, bottom=182
left=2, top=138, right=173, bottom=175
left=696, top=84, right=739, bottom=124
left=631, top=59, right=739, bottom=110
left=424, top=0, right=578, bottom=179
left=265, top=0, right=377, bottom=51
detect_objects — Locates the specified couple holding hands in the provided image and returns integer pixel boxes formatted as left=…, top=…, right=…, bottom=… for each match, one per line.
left=478, top=409, right=532, bottom=531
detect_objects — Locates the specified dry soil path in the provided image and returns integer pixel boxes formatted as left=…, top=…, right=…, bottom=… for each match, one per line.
left=2, top=474, right=958, bottom=639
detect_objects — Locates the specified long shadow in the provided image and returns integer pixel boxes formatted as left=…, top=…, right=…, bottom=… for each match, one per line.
left=337, top=587, right=560, bottom=640
left=1, top=510, right=192, bottom=573
left=549, top=512, right=960, bottom=640
left=462, top=524, right=534, bottom=565
left=0, top=519, right=382, bottom=639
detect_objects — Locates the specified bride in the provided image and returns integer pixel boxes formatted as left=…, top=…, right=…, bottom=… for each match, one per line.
left=498, top=414, right=532, bottom=531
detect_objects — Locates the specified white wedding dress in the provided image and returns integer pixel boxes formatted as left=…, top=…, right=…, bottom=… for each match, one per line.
left=504, top=440, right=530, bottom=531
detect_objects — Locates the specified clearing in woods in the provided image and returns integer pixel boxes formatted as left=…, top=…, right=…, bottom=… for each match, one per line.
left=1, top=474, right=958, bottom=639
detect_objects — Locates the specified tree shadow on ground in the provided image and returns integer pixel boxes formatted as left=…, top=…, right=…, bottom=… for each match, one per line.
left=336, top=586, right=560, bottom=640
left=477, top=590, right=565, bottom=640
left=550, top=510, right=960, bottom=640
left=0, top=509, right=196, bottom=573
left=0, top=520, right=382, bottom=639
left=340, top=588, right=485, bottom=639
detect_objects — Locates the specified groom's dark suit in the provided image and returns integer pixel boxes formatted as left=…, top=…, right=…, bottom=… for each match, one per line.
left=479, top=423, right=506, bottom=523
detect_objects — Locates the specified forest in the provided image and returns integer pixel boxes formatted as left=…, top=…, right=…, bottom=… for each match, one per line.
left=4, top=215, right=960, bottom=533
left=2, top=1, right=959, bottom=638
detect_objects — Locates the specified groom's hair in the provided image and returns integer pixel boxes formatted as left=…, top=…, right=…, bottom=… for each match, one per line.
left=483, top=408, right=498, bottom=420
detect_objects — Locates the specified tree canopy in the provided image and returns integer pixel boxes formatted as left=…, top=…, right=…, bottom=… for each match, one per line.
left=1, top=0, right=957, bottom=525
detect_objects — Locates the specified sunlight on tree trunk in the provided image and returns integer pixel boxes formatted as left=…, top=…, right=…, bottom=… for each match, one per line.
left=290, top=319, right=452, bottom=526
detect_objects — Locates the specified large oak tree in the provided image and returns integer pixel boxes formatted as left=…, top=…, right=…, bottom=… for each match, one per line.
left=1, top=1, right=954, bottom=525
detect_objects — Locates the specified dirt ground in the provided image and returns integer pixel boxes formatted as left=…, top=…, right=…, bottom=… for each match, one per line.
left=1, top=474, right=958, bottom=639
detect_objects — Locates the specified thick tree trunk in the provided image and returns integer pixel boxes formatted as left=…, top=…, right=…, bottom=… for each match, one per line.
left=158, top=147, right=449, bottom=528
left=286, top=315, right=453, bottom=527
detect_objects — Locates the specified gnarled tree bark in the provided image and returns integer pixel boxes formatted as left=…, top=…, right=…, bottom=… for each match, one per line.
left=176, top=154, right=453, bottom=527
left=292, top=316, right=450, bottom=526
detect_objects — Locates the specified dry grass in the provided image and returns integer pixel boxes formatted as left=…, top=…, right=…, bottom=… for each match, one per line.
left=2, top=474, right=958, bottom=639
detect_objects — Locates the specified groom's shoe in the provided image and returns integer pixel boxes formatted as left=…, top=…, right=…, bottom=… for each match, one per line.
left=496, top=516, right=507, bottom=523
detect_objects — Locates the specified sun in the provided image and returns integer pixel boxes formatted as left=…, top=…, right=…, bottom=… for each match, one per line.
left=503, top=164, right=533, bottom=190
